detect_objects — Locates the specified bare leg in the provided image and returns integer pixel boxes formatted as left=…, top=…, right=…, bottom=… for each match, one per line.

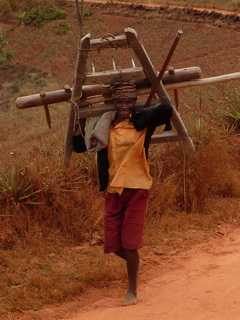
left=124, top=249, right=139, bottom=305
left=115, top=248, right=139, bottom=305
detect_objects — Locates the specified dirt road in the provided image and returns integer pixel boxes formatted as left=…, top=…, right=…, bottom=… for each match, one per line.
left=71, top=0, right=240, bottom=22
left=65, top=229, right=240, bottom=320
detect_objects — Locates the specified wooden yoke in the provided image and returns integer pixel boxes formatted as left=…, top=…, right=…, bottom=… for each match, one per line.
left=125, top=27, right=195, bottom=152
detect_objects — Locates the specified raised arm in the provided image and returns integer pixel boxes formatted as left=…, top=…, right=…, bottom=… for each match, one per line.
left=132, top=102, right=173, bottom=131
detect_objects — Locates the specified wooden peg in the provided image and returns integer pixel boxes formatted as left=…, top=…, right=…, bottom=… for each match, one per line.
left=112, top=57, right=117, bottom=70
left=40, top=91, right=46, bottom=99
left=91, top=62, right=96, bottom=73
left=44, top=104, right=52, bottom=129
left=168, top=66, right=175, bottom=75
left=64, top=85, right=72, bottom=95
left=131, top=58, right=136, bottom=68
left=40, top=92, right=51, bottom=129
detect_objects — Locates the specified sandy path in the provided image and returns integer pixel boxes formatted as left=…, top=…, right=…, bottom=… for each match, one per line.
left=65, top=229, right=240, bottom=320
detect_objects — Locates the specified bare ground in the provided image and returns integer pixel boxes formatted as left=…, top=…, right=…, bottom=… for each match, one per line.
left=18, top=224, right=240, bottom=320
left=67, top=227, right=240, bottom=320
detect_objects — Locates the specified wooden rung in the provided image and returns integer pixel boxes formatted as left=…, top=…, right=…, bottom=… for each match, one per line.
left=86, top=67, right=144, bottom=84
left=151, top=131, right=182, bottom=144
left=90, top=34, right=128, bottom=50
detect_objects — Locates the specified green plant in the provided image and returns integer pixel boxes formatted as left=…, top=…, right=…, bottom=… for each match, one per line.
left=54, top=22, right=70, bottom=35
left=0, top=32, right=14, bottom=66
left=83, top=7, right=92, bottom=17
left=0, top=0, right=12, bottom=18
left=0, top=32, right=8, bottom=50
left=18, top=5, right=66, bottom=27
left=222, top=89, right=240, bottom=133
left=0, top=166, right=42, bottom=207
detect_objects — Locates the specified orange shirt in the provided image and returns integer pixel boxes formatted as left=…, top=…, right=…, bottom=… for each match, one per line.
left=108, top=120, right=153, bottom=194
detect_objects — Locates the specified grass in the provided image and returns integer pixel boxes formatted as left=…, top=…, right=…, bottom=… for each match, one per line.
left=0, top=235, right=125, bottom=314
left=54, top=22, right=70, bottom=35
left=221, top=89, right=240, bottom=132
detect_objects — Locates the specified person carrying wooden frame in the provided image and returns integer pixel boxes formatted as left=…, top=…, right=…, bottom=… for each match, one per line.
left=74, top=79, right=172, bottom=305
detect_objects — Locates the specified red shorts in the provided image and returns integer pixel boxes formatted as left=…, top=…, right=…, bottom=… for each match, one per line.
left=104, top=188, right=149, bottom=253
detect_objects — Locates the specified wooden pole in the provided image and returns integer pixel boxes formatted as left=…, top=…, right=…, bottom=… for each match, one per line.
left=167, top=72, right=240, bottom=90
left=16, top=67, right=202, bottom=109
left=145, top=30, right=183, bottom=107
left=75, top=0, right=84, bottom=37
left=16, top=71, right=240, bottom=111
left=64, top=33, right=91, bottom=167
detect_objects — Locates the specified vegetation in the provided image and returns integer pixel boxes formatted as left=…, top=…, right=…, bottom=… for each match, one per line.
left=18, top=6, right=66, bottom=27
left=0, top=240, right=124, bottom=314
left=0, top=0, right=66, bottom=26
left=54, top=21, right=70, bottom=35
left=0, top=32, right=14, bottom=66
left=222, top=89, right=240, bottom=133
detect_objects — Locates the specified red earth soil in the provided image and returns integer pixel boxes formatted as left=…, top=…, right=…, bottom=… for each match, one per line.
left=68, top=228, right=240, bottom=320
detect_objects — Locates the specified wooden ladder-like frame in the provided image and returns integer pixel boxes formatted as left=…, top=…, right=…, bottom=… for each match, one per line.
left=64, top=27, right=194, bottom=166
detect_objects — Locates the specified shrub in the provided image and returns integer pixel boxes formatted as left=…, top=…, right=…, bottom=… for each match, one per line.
left=83, top=7, right=92, bottom=17
left=18, top=5, right=66, bottom=27
left=0, top=32, right=14, bottom=66
left=54, top=21, right=70, bottom=35
left=0, top=166, right=42, bottom=209
left=0, top=0, right=12, bottom=19
left=222, top=89, right=240, bottom=133
left=0, top=160, right=102, bottom=242
left=149, top=131, right=240, bottom=214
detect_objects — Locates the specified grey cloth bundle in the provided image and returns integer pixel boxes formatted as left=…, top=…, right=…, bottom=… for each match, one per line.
left=84, top=111, right=116, bottom=152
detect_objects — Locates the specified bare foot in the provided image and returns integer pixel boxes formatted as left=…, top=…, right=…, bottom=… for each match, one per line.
left=122, top=291, right=138, bottom=306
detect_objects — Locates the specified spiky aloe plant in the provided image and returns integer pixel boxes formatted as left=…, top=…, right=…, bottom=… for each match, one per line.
left=223, top=89, right=240, bottom=133
left=0, top=166, right=43, bottom=207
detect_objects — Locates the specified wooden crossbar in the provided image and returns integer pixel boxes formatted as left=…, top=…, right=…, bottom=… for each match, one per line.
left=16, top=67, right=202, bottom=109
left=86, top=66, right=144, bottom=84
left=90, top=34, right=128, bottom=49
